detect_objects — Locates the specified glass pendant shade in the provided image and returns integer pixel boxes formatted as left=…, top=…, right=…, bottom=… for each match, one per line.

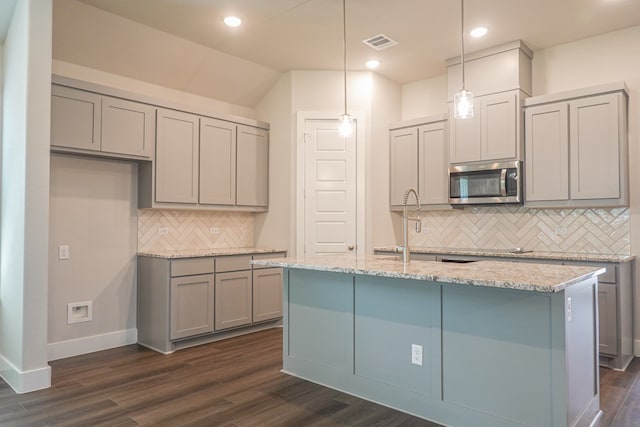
left=453, top=88, right=474, bottom=119
left=338, top=113, right=354, bottom=138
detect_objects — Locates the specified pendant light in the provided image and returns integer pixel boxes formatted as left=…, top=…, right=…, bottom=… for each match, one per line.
left=453, top=0, right=473, bottom=119
left=338, top=0, right=354, bottom=138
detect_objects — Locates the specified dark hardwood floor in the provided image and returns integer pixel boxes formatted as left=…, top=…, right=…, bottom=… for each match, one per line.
left=0, top=328, right=638, bottom=426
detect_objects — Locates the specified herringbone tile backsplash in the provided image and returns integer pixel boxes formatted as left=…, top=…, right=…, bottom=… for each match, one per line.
left=138, top=209, right=254, bottom=251
left=410, top=206, right=630, bottom=255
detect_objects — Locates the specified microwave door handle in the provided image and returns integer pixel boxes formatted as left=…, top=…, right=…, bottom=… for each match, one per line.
left=500, top=169, right=507, bottom=197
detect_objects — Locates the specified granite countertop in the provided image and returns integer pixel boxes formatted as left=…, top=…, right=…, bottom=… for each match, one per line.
left=137, top=247, right=287, bottom=259
left=374, top=246, right=634, bottom=263
left=251, top=255, right=605, bottom=293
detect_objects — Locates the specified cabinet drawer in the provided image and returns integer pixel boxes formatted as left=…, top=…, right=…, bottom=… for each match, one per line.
left=216, top=255, right=252, bottom=273
left=170, top=258, right=215, bottom=277
left=252, top=252, right=286, bottom=269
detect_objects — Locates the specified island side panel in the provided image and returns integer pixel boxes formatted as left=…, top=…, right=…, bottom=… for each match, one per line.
left=440, top=284, right=561, bottom=427
left=353, top=276, right=441, bottom=399
left=283, top=269, right=354, bottom=383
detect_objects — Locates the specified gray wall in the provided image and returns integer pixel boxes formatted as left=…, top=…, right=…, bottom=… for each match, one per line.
left=48, top=154, right=137, bottom=350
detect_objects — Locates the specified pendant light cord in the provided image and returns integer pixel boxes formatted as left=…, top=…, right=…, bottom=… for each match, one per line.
left=460, top=0, right=465, bottom=90
left=343, top=0, right=348, bottom=114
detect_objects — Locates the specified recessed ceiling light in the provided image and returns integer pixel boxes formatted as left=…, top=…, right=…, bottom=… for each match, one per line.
left=224, top=16, right=242, bottom=27
left=470, top=27, right=488, bottom=38
left=366, top=60, right=381, bottom=69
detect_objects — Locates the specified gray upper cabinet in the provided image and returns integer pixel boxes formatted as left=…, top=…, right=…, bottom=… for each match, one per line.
left=51, top=84, right=155, bottom=159
left=446, top=41, right=532, bottom=165
left=101, top=96, right=155, bottom=158
left=389, top=115, right=449, bottom=209
left=449, top=90, right=521, bottom=164
left=145, top=113, right=269, bottom=211
left=199, top=118, right=237, bottom=205
left=155, top=109, right=200, bottom=204
left=51, top=85, right=102, bottom=152
left=524, top=83, right=628, bottom=208
left=389, top=127, right=418, bottom=206
left=525, top=102, right=570, bottom=202
left=236, top=125, right=269, bottom=207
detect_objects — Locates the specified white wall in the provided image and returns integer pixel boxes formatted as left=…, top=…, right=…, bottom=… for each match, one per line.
left=255, top=72, right=294, bottom=252
left=52, top=60, right=257, bottom=120
left=401, top=74, right=447, bottom=120
left=255, top=70, right=401, bottom=255
left=0, top=0, right=52, bottom=393
left=48, top=155, right=138, bottom=361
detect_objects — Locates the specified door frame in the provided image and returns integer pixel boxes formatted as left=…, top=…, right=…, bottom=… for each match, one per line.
left=295, top=111, right=366, bottom=258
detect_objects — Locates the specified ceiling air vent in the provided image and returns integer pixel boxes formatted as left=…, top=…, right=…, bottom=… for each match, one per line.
left=362, top=34, right=398, bottom=51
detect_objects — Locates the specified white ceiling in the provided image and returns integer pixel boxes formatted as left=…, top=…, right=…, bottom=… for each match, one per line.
left=74, top=0, right=640, bottom=84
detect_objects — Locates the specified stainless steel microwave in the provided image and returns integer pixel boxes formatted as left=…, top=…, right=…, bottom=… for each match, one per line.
left=449, top=161, right=522, bottom=205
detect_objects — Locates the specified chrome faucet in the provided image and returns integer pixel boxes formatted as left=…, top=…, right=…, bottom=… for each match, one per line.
left=397, top=188, right=422, bottom=263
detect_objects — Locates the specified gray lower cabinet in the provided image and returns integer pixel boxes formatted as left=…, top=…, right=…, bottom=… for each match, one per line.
left=598, top=283, right=617, bottom=356
left=215, top=270, right=252, bottom=330
left=253, top=268, right=283, bottom=322
left=138, top=251, right=285, bottom=354
left=170, top=274, right=214, bottom=340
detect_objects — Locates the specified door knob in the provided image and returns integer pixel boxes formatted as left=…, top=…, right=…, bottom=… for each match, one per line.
left=348, top=245, right=355, bottom=251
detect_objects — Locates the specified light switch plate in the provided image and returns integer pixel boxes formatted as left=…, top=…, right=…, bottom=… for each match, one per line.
left=58, top=245, right=70, bottom=260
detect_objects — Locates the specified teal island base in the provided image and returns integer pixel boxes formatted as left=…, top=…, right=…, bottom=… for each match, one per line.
left=282, top=268, right=600, bottom=427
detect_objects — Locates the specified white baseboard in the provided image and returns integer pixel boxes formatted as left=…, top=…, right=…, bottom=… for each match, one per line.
left=0, top=353, right=51, bottom=394
left=48, top=328, right=138, bottom=361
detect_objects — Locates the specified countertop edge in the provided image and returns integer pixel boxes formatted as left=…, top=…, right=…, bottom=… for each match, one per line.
left=252, top=258, right=605, bottom=293
left=373, top=246, right=635, bottom=263
left=138, top=247, right=287, bottom=259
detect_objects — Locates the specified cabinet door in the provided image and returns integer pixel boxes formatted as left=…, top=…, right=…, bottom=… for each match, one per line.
left=51, top=85, right=101, bottom=151
left=155, top=109, right=199, bottom=204
left=101, top=96, right=155, bottom=158
left=598, top=283, right=618, bottom=356
left=215, top=270, right=252, bottom=330
left=236, top=125, right=269, bottom=207
left=524, top=102, right=569, bottom=202
left=199, top=118, right=236, bottom=205
left=480, top=92, right=517, bottom=161
left=448, top=100, right=481, bottom=163
left=418, top=122, right=448, bottom=205
left=170, top=274, right=214, bottom=340
left=253, top=268, right=283, bottom=323
left=389, top=127, right=418, bottom=206
left=569, top=93, right=621, bottom=200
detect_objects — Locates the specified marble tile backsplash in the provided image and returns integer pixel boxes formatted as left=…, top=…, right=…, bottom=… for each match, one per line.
left=409, top=206, right=630, bottom=255
left=138, top=209, right=254, bottom=252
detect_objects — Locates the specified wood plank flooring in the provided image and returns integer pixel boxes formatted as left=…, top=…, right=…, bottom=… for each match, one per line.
left=0, top=328, right=638, bottom=426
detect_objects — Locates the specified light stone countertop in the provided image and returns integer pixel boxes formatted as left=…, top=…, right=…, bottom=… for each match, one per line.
left=251, top=255, right=605, bottom=293
left=137, top=247, right=287, bottom=259
left=374, top=246, right=634, bottom=263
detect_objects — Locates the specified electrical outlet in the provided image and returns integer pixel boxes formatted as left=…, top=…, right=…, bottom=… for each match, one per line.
left=209, top=227, right=220, bottom=235
left=567, top=297, right=572, bottom=321
left=58, top=245, right=70, bottom=260
left=556, top=227, right=568, bottom=236
left=158, top=227, right=169, bottom=235
left=411, top=344, right=423, bottom=366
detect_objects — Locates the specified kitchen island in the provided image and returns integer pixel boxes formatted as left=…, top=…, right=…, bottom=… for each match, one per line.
left=252, top=255, right=605, bottom=427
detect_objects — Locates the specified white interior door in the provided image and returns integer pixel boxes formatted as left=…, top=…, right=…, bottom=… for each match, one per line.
left=304, top=119, right=357, bottom=256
